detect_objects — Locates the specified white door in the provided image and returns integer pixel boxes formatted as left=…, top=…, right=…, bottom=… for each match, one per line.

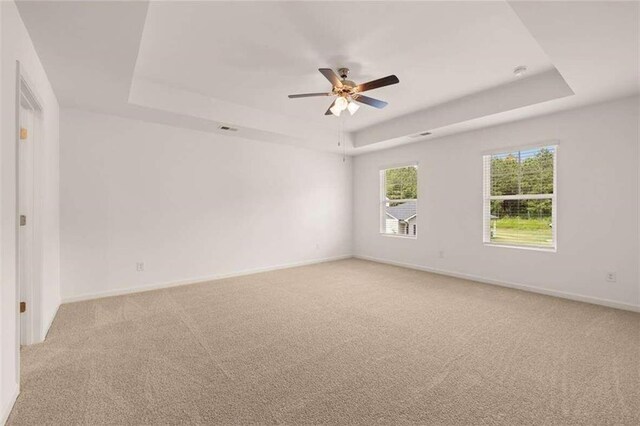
left=18, top=100, right=34, bottom=345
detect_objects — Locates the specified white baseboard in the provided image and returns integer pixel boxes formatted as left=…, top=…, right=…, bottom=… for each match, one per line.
left=62, top=255, right=353, bottom=304
left=355, top=255, right=640, bottom=313
left=1, top=382, right=19, bottom=426
left=61, top=253, right=639, bottom=312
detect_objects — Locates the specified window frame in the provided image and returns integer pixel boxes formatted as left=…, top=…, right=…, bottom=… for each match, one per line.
left=482, top=144, right=558, bottom=252
left=379, top=163, right=418, bottom=239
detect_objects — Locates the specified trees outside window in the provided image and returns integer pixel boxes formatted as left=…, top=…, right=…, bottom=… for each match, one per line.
left=483, top=146, right=556, bottom=249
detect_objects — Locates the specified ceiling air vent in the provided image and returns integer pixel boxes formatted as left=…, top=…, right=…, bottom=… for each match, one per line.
left=218, top=125, right=238, bottom=132
left=410, top=131, right=431, bottom=138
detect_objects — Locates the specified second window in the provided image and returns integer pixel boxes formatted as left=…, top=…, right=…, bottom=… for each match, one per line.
left=380, top=164, right=418, bottom=237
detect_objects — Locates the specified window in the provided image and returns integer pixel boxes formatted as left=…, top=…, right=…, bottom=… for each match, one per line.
left=483, top=145, right=556, bottom=250
left=380, top=165, right=417, bottom=237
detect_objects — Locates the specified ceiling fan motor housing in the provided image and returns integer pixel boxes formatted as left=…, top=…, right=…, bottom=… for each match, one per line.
left=334, top=68, right=356, bottom=96
left=334, top=84, right=356, bottom=97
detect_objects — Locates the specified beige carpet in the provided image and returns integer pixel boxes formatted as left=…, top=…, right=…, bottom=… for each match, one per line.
left=7, top=259, right=640, bottom=425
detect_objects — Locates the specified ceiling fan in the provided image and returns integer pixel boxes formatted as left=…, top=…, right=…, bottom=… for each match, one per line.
left=288, top=68, right=399, bottom=116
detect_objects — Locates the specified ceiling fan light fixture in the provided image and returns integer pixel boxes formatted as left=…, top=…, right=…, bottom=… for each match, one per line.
left=330, top=105, right=342, bottom=116
left=334, top=96, right=348, bottom=111
left=347, top=100, right=360, bottom=115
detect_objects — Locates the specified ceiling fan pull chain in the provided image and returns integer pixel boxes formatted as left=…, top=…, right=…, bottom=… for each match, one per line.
left=340, top=115, right=346, bottom=163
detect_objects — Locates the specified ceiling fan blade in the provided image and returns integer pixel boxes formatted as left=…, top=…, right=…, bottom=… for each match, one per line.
left=325, top=99, right=337, bottom=115
left=288, top=92, right=332, bottom=98
left=354, top=94, right=388, bottom=109
left=355, top=75, right=399, bottom=93
left=319, top=68, right=343, bottom=88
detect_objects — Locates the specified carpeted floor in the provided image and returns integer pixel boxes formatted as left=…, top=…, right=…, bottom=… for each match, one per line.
left=7, top=259, right=640, bottom=425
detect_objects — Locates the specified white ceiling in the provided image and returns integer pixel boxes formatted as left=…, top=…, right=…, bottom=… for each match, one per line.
left=15, top=1, right=640, bottom=154
left=134, top=1, right=554, bottom=132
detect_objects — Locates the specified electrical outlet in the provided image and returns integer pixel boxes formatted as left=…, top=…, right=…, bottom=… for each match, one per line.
left=605, top=272, right=616, bottom=283
left=315, top=243, right=320, bottom=250
left=136, top=262, right=145, bottom=272
left=438, top=250, right=445, bottom=259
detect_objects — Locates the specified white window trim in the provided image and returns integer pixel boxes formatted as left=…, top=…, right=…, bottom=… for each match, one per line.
left=379, top=164, right=418, bottom=239
left=482, top=144, right=558, bottom=252
left=482, top=140, right=560, bottom=156
left=380, top=233, right=417, bottom=240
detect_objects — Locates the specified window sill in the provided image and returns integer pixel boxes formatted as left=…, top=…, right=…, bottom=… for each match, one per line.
left=380, top=233, right=417, bottom=240
left=484, top=243, right=556, bottom=253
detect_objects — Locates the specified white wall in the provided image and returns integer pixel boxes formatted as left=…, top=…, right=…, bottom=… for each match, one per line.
left=354, top=96, right=640, bottom=311
left=60, top=109, right=352, bottom=301
left=1, top=1, right=60, bottom=423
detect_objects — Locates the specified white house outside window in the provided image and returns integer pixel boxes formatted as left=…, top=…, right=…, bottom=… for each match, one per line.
left=380, top=164, right=418, bottom=237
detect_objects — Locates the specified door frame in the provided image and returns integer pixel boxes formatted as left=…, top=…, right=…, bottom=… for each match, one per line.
left=15, top=61, right=44, bottom=356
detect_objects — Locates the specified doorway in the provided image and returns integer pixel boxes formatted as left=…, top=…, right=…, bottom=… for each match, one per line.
left=16, top=64, right=43, bottom=347
left=18, top=98, right=35, bottom=345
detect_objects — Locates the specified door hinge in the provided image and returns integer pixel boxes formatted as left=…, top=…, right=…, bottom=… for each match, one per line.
left=20, top=128, right=28, bottom=140
left=20, top=215, right=27, bottom=226
left=20, top=302, right=26, bottom=313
